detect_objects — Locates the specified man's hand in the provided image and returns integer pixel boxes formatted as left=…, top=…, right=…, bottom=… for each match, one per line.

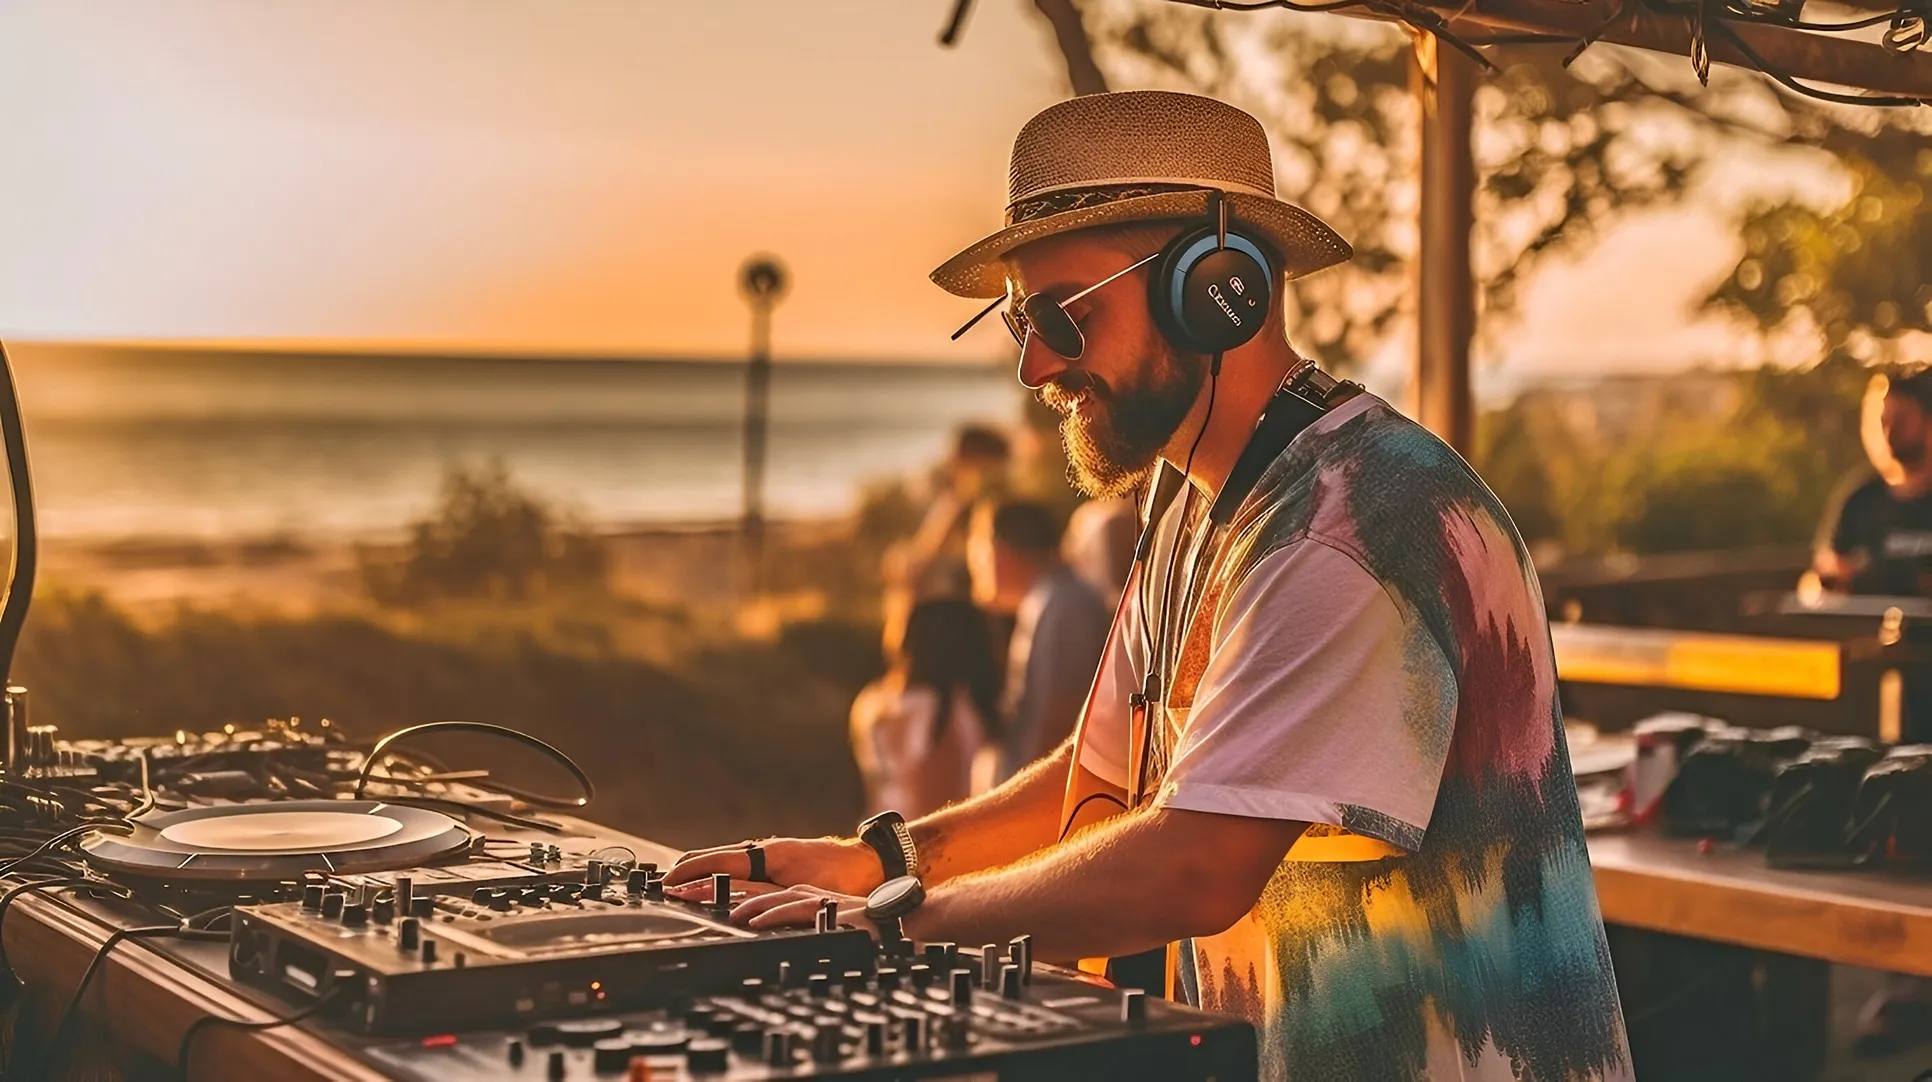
left=727, top=884, right=881, bottom=940
left=664, top=836, right=883, bottom=896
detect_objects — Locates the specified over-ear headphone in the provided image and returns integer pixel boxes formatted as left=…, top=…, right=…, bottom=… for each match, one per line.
left=1146, top=192, right=1274, bottom=356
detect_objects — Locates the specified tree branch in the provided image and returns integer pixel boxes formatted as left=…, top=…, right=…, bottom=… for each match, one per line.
left=1033, top=0, right=1112, bottom=95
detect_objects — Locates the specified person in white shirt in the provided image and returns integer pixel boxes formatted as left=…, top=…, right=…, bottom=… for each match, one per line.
left=848, top=597, right=999, bottom=818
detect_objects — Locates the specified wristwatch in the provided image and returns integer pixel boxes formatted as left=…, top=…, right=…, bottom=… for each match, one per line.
left=864, top=875, right=926, bottom=944
left=858, top=810, right=918, bottom=881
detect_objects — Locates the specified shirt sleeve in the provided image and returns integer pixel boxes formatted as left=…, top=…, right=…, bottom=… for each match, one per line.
left=1153, top=538, right=1457, bottom=854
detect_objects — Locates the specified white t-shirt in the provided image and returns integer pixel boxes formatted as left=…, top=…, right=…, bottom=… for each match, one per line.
left=849, top=682, right=986, bottom=819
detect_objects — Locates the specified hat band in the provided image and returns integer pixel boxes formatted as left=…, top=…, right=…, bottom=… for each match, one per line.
left=1005, top=183, right=1216, bottom=227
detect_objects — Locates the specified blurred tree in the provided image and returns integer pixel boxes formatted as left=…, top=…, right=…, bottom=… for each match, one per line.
left=1704, top=130, right=1932, bottom=365
left=363, top=462, right=609, bottom=605
left=1059, top=1, right=1927, bottom=370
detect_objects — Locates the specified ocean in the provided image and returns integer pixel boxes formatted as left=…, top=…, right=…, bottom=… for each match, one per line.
left=3, top=344, right=1020, bottom=540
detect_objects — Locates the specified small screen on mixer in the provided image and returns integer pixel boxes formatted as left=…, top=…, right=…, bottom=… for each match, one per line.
left=474, top=910, right=717, bottom=954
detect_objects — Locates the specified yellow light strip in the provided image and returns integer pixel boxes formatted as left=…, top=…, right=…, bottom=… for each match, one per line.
left=1551, top=624, right=1841, bottom=700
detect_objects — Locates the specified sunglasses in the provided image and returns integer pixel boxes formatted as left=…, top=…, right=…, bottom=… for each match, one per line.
left=951, top=250, right=1161, bottom=360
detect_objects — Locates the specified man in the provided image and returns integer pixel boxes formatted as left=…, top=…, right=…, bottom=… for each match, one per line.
left=1815, top=368, right=1932, bottom=597
left=1815, top=368, right=1932, bottom=1057
left=670, top=90, right=1630, bottom=1082
left=966, top=498, right=1109, bottom=782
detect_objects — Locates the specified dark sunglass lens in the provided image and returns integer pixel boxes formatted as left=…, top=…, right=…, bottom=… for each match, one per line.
left=1001, top=308, right=1027, bottom=349
left=1022, top=294, right=1085, bottom=359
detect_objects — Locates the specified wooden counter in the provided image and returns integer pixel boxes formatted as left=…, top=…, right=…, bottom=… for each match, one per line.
left=1590, top=831, right=1932, bottom=976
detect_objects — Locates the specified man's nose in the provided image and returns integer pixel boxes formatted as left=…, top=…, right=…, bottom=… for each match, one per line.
left=1016, top=333, right=1068, bottom=391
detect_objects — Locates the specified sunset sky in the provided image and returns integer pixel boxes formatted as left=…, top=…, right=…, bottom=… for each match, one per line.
left=0, top=1, right=1833, bottom=388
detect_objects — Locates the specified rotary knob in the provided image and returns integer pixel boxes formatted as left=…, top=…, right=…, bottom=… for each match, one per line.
left=763, top=1028, right=793, bottom=1067
left=398, top=917, right=421, bottom=952
left=300, top=884, right=324, bottom=911
left=999, top=964, right=1022, bottom=1000
left=546, top=1049, right=566, bottom=1080
left=320, top=891, right=344, bottom=919
left=710, top=873, right=732, bottom=910
left=949, top=968, right=973, bottom=1005
left=372, top=896, right=395, bottom=924
left=842, top=969, right=868, bottom=994
left=907, top=963, right=933, bottom=987
left=811, top=1023, right=843, bottom=1063
left=807, top=973, right=831, bottom=998
left=1121, top=987, right=1147, bottom=1025
left=899, top=1013, right=926, bottom=1054
left=979, top=944, right=1001, bottom=988
left=593, top=1037, right=635, bottom=1073
left=876, top=966, right=900, bottom=991
left=730, top=1022, right=764, bottom=1057
left=685, top=1039, right=729, bottom=1074
left=340, top=901, right=368, bottom=927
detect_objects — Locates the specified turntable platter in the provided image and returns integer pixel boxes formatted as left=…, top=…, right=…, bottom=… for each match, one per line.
left=160, top=810, right=405, bottom=851
left=83, top=800, right=476, bottom=881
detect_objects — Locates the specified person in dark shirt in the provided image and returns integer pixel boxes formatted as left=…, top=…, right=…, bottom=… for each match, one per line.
left=1816, top=369, right=1932, bottom=597
left=1815, top=367, right=1932, bottom=1059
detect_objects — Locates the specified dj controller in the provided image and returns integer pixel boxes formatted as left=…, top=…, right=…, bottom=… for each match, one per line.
left=0, top=722, right=1259, bottom=1081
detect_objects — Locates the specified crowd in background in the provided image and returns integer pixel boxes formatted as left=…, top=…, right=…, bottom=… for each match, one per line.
left=849, top=425, right=1134, bottom=818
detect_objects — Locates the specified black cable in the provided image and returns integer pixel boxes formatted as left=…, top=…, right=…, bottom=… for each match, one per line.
left=0, top=877, right=111, bottom=984
left=176, top=985, right=344, bottom=1079
left=20, top=923, right=227, bottom=1082
left=0, top=342, right=37, bottom=688
left=374, top=793, right=565, bottom=834
left=1057, top=791, right=1132, bottom=842
left=353, top=721, right=592, bottom=808
left=1708, top=17, right=1930, bottom=106
left=0, top=823, right=129, bottom=878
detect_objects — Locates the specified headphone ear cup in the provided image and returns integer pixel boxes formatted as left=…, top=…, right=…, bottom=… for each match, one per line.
left=1148, top=226, right=1274, bottom=355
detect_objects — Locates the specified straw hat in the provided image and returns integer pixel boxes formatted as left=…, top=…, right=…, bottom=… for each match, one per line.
left=930, top=90, right=1352, bottom=300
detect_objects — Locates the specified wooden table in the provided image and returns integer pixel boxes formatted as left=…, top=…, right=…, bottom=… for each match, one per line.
left=1590, top=831, right=1932, bottom=977
left=3, top=816, right=677, bottom=1082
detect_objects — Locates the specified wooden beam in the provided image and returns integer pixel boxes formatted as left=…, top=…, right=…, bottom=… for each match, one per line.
left=1438, top=0, right=1932, bottom=100
left=1414, top=33, right=1478, bottom=456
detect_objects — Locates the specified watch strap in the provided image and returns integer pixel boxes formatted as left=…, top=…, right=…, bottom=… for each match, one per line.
left=858, top=811, right=917, bottom=880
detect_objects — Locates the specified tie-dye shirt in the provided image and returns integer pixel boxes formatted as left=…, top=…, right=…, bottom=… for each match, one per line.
left=1078, top=393, right=1631, bottom=1082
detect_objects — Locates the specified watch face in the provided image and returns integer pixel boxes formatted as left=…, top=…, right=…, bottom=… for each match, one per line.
left=867, top=875, right=924, bottom=920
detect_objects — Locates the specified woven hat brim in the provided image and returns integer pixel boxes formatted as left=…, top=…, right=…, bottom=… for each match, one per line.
left=929, top=189, right=1352, bottom=300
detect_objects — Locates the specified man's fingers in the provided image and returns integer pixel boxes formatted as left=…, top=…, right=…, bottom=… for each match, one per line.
left=664, top=847, right=750, bottom=886
left=730, top=887, right=815, bottom=924
left=745, top=896, right=827, bottom=931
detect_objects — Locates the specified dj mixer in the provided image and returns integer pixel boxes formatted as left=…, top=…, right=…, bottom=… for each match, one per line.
left=16, top=779, right=1257, bottom=1081
left=357, top=938, right=1256, bottom=1081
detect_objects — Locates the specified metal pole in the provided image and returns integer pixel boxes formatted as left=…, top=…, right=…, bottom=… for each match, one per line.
left=742, top=302, right=772, bottom=594
left=736, top=256, right=788, bottom=598
left=1413, top=32, right=1477, bottom=456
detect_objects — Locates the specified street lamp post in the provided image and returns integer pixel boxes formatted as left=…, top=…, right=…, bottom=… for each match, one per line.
left=738, top=255, right=788, bottom=596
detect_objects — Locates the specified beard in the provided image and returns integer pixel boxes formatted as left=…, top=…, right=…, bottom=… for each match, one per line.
left=1037, top=341, right=1208, bottom=499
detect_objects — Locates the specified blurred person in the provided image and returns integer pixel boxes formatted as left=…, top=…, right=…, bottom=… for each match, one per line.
left=1814, top=368, right=1932, bottom=596
left=966, top=498, right=1109, bottom=783
left=669, top=91, right=1628, bottom=1082
left=1060, top=495, right=1138, bottom=608
left=1813, top=367, right=1932, bottom=1057
left=849, top=598, right=999, bottom=819
left=880, top=425, right=1012, bottom=652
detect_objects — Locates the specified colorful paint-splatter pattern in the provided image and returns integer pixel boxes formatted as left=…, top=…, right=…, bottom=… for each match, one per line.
left=1160, top=395, right=1631, bottom=1082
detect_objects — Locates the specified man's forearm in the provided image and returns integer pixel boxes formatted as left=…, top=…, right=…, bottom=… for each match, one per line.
left=904, top=806, right=1305, bottom=963
left=907, top=738, right=1075, bottom=884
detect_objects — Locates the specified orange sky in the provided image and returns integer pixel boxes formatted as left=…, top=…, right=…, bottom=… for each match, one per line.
left=0, top=1, right=1843, bottom=386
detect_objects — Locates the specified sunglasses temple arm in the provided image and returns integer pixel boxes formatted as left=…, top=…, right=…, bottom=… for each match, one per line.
left=1064, top=250, right=1162, bottom=306
left=950, top=295, right=1008, bottom=341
